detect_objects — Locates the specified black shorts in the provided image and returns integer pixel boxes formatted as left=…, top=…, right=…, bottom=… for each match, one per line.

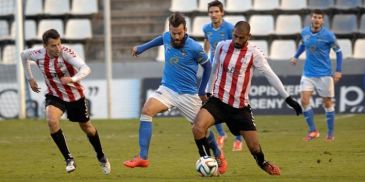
left=45, top=94, right=90, bottom=123
left=202, top=97, right=256, bottom=136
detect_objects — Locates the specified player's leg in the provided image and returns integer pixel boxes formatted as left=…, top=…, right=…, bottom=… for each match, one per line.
left=319, top=76, right=335, bottom=141
left=45, top=95, right=75, bottom=173
left=232, top=134, right=243, bottom=152
left=323, top=97, right=335, bottom=141
left=241, top=131, right=280, bottom=175
left=178, top=94, right=222, bottom=158
left=191, top=97, right=227, bottom=174
left=214, top=123, right=227, bottom=148
left=79, top=121, right=111, bottom=174
left=300, top=77, right=319, bottom=141
left=192, top=108, right=216, bottom=157
left=124, top=86, right=171, bottom=168
left=67, top=97, right=111, bottom=174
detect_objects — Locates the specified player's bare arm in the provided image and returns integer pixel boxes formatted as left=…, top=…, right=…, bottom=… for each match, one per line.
left=28, top=78, right=41, bottom=93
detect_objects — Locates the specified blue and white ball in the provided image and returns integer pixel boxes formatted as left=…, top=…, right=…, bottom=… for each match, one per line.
left=195, top=156, right=218, bottom=177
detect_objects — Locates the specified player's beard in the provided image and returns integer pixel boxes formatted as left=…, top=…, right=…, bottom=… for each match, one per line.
left=234, top=42, right=243, bottom=49
left=234, top=41, right=247, bottom=49
left=171, top=35, right=187, bottom=49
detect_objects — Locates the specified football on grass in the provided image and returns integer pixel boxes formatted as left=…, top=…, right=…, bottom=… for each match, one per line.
left=195, top=156, right=218, bottom=177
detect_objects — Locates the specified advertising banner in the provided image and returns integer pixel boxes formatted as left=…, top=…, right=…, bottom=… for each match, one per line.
left=140, top=75, right=365, bottom=117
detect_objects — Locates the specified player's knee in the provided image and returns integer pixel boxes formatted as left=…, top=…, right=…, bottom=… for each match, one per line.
left=141, top=106, right=155, bottom=117
left=192, top=124, right=206, bottom=138
left=301, top=97, right=310, bottom=107
left=323, top=99, right=333, bottom=109
left=79, top=122, right=95, bottom=134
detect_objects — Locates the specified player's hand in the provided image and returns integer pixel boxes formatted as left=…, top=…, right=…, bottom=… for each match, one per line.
left=199, top=95, right=209, bottom=104
left=333, top=72, right=342, bottom=83
left=290, top=57, right=298, bottom=65
left=131, top=46, right=138, bottom=57
left=60, top=76, right=73, bottom=85
left=285, top=96, right=302, bottom=116
left=29, top=78, right=40, bottom=93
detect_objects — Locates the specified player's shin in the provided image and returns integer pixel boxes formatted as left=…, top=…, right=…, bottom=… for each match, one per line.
left=139, top=115, right=153, bottom=160
left=195, top=137, right=211, bottom=157
left=87, top=130, right=105, bottom=159
left=51, top=129, right=73, bottom=160
left=251, top=145, right=266, bottom=168
left=325, top=106, right=335, bottom=137
left=207, top=130, right=221, bottom=157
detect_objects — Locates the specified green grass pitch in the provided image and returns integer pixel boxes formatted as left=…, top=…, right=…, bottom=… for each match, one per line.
left=0, top=114, right=364, bottom=182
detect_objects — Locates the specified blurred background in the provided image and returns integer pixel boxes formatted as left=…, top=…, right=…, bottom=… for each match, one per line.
left=0, top=0, right=364, bottom=120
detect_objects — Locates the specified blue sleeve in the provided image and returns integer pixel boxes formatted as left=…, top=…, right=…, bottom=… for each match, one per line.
left=203, top=25, right=208, bottom=39
left=228, top=23, right=234, bottom=39
left=198, top=61, right=212, bottom=96
left=294, top=43, right=305, bottom=59
left=335, top=51, right=343, bottom=72
left=136, top=35, right=163, bottom=55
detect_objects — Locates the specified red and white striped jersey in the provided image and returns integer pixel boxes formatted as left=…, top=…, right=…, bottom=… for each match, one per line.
left=207, top=40, right=289, bottom=108
left=21, top=46, right=91, bottom=102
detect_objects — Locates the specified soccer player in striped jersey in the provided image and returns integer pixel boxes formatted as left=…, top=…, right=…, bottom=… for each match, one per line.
left=20, top=29, right=110, bottom=174
left=290, top=9, right=343, bottom=142
left=123, top=12, right=227, bottom=174
left=203, top=0, right=244, bottom=151
left=192, top=21, right=302, bottom=176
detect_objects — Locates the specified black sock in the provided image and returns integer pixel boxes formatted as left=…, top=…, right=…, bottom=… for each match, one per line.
left=87, top=130, right=104, bottom=160
left=251, top=145, right=266, bottom=169
left=195, top=137, right=211, bottom=157
left=51, top=129, right=73, bottom=160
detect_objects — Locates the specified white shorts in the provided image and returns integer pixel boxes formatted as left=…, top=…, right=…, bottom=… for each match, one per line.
left=300, top=76, right=334, bottom=97
left=150, top=85, right=202, bottom=123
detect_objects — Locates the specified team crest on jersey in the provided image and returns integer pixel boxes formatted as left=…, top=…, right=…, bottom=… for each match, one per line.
left=303, top=35, right=311, bottom=42
left=169, top=57, right=179, bottom=64
left=220, top=32, right=225, bottom=38
left=310, top=45, right=317, bottom=52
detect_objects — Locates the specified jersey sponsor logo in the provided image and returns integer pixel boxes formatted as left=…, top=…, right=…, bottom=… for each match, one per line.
left=169, top=57, right=179, bottom=64
left=222, top=65, right=241, bottom=77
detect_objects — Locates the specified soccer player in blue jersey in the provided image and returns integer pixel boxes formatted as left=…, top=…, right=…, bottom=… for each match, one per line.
left=203, top=0, right=243, bottom=151
left=290, top=9, right=343, bottom=141
left=123, top=12, right=227, bottom=174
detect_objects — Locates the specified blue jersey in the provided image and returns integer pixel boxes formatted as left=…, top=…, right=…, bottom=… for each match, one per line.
left=300, top=26, right=341, bottom=77
left=160, top=32, right=209, bottom=94
left=203, top=20, right=233, bottom=63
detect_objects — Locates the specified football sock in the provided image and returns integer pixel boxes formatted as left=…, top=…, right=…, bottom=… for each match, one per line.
left=139, top=121, right=152, bottom=160
left=325, top=110, right=335, bottom=136
left=303, top=107, right=316, bottom=132
left=251, top=145, right=266, bottom=169
left=51, top=129, right=73, bottom=160
left=235, top=135, right=242, bottom=141
left=195, top=137, right=211, bottom=157
left=87, top=130, right=104, bottom=160
left=207, top=130, right=220, bottom=157
left=214, top=123, right=225, bottom=136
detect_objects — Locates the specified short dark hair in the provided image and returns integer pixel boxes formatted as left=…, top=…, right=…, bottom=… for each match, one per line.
left=234, top=21, right=250, bottom=33
left=169, top=12, right=186, bottom=28
left=208, top=0, right=224, bottom=12
left=311, top=9, right=325, bottom=17
left=42, top=29, right=60, bottom=44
